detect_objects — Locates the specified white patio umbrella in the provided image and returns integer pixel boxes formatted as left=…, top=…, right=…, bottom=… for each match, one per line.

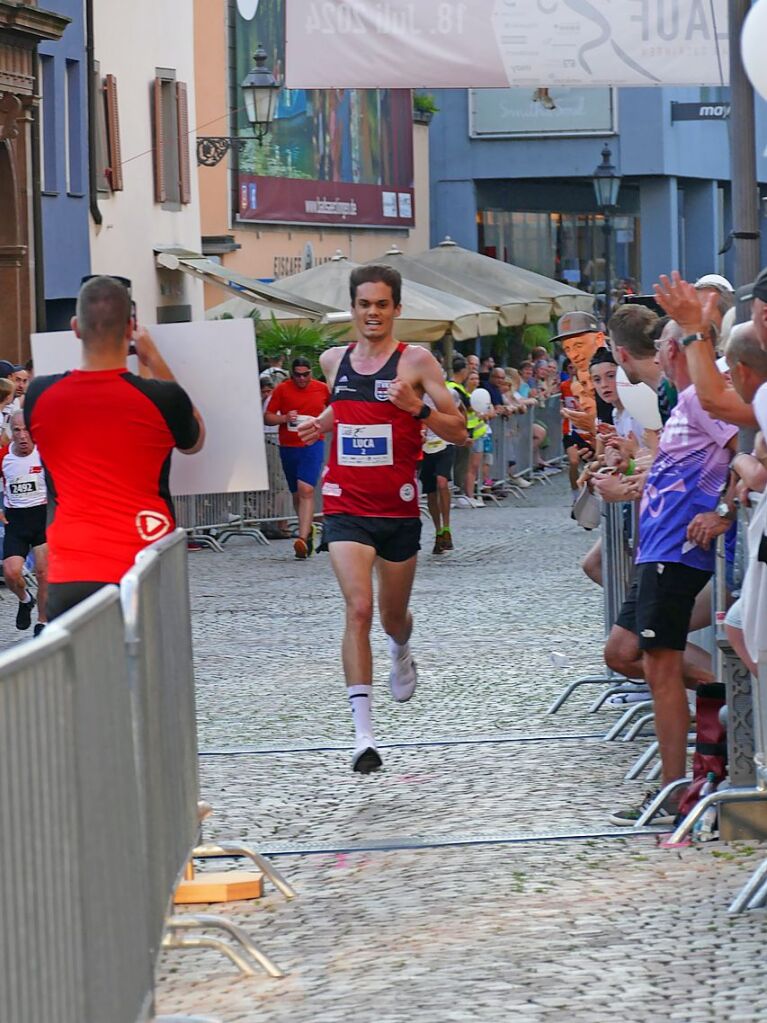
left=415, top=237, right=595, bottom=319
left=270, top=252, right=499, bottom=343
left=369, top=244, right=547, bottom=327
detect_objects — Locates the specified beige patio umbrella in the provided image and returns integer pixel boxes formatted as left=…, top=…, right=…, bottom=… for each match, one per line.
left=415, top=237, right=595, bottom=319
left=369, top=244, right=547, bottom=327
left=270, top=252, right=499, bottom=343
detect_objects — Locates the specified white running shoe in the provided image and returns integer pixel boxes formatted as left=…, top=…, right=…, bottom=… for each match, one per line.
left=352, top=738, right=383, bottom=774
left=510, top=475, right=532, bottom=489
left=388, top=637, right=418, bottom=702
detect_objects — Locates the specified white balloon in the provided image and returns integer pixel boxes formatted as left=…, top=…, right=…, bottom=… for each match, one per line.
left=615, top=367, right=662, bottom=431
left=470, top=388, right=492, bottom=414
left=743, top=0, right=767, bottom=99
left=236, top=0, right=260, bottom=20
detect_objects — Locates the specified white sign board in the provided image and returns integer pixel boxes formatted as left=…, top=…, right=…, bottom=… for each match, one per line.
left=285, top=0, right=730, bottom=89
left=31, top=319, right=267, bottom=496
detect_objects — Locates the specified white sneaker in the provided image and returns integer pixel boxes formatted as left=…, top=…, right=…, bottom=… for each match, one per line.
left=388, top=637, right=418, bottom=702
left=351, top=738, right=383, bottom=774
left=453, top=495, right=472, bottom=508
left=470, top=496, right=485, bottom=507
left=606, top=689, right=651, bottom=708
left=510, top=475, right=532, bottom=488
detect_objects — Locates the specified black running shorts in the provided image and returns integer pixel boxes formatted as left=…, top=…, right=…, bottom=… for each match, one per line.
left=3, top=504, right=47, bottom=560
left=615, top=561, right=711, bottom=651
left=419, top=446, right=455, bottom=495
left=47, top=581, right=108, bottom=622
left=323, top=514, right=421, bottom=563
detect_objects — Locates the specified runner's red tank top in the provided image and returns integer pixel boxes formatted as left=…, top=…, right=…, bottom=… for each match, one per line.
left=322, top=342, right=422, bottom=518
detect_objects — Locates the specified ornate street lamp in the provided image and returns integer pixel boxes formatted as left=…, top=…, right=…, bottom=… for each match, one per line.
left=592, top=143, right=622, bottom=321
left=197, top=45, right=280, bottom=167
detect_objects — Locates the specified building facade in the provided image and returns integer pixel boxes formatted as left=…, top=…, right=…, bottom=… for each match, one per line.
left=38, top=0, right=90, bottom=331
left=0, top=0, right=68, bottom=363
left=429, top=85, right=767, bottom=297
left=193, top=0, right=431, bottom=311
left=88, top=0, right=203, bottom=323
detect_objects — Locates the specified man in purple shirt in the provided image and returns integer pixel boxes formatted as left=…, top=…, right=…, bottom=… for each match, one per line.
left=605, top=321, right=738, bottom=826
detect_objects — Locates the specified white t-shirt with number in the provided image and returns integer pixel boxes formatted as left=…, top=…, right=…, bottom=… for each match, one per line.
left=2, top=446, right=47, bottom=508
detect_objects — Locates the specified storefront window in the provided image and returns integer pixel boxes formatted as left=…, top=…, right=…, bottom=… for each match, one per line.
left=478, top=208, right=641, bottom=302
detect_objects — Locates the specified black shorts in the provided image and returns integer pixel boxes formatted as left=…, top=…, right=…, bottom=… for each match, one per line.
left=323, top=514, right=421, bottom=563
left=419, top=446, right=454, bottom=494
left=47, top=581, right=108, bottom=622
left=3, top=504, right=47, bottom=560
left=615, top=561, right=711, bottom=652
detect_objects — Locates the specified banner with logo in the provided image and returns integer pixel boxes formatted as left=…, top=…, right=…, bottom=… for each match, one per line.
left=284, top=0, right=729, bottom=89
left=235, top=0, right=414, bottom=228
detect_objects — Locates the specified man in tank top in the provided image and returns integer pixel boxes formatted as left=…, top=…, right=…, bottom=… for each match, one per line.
left=299, top=265, right=467, bottom=773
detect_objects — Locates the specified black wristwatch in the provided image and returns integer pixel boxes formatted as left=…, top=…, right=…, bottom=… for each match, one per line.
left=414, top=403, right=432, bottom=420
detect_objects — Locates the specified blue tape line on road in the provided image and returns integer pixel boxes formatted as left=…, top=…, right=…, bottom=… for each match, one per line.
left=231, top=828, right=666, bottom=859
left=198, top=733, right=607, bottom=757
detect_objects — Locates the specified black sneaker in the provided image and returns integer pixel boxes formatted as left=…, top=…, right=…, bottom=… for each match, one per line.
left=352, top=740, right=383, bottom=774
left=33, top=623, right=46, bottom=638
left=432, top=535, right=444, bottom=555
left=16, top=596, right=35, bottom=631
left=609, top=788, right=677, bottom=827
left=441, top=529, right=454, bottom=551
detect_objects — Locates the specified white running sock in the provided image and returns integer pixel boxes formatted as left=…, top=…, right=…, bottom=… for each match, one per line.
left=19, top=592, right=31, bottom=603
left=347, top=684, right=374, bottom=743
left=388, top=636, right=410, bottom=661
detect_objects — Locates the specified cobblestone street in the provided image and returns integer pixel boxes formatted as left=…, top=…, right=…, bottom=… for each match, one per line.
left=144, top=481, right=763, bottom=1020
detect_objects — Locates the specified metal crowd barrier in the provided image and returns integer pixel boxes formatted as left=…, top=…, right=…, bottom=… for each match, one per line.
left=537, top=394, right=565, bottom=462
left=505, top=408, right=534, bottom=478
left=548, top=500, right=636, bottom=714
left=0, top=530, right=288, bottom=1022
left=121, top=531, right=201, bottom=962
left=0, top=587, right=153, bottom=1023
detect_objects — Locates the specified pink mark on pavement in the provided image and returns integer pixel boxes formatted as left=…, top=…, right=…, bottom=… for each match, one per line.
left=395, top=774, right=437, bottom=784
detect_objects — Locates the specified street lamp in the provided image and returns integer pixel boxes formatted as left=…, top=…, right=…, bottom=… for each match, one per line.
left=196, top=45, right=280, bottom=167
left=592, top=143, right=622, bottom=321
left=240, top=45, right=279, bottom=144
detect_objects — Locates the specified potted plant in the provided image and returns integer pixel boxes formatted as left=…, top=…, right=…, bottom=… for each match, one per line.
left=413, top=92, right=439, bottom=125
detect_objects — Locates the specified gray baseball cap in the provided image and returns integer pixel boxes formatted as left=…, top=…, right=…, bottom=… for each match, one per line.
left=550, top=311, right=600, bottom=344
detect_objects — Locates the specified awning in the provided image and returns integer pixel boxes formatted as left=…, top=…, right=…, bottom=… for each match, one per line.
left=155, top=249, right=345, bottom=321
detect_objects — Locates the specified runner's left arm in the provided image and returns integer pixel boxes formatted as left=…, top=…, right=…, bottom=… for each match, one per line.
left=389, top=351, right=468, bottom=446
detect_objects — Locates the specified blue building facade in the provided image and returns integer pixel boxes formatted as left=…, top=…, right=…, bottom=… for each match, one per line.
left=38, top=0, right=90, bottom=330
left=429, top=86, right=767, bottom=298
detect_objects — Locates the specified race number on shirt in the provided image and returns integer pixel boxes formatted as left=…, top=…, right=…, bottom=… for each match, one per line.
left=337, top=424, right=393, bottom=466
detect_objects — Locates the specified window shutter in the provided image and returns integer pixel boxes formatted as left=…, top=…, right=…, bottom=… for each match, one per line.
left=152, top=77, right=166, bottom=203
left=104, top=74, right=123, bottom=191
left=176, top=81, right=191, bottom=205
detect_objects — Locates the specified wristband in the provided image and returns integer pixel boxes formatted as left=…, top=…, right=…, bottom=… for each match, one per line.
left=625, top=459, right=636, bottom=477
left=681, top=331, right=707, bottom=347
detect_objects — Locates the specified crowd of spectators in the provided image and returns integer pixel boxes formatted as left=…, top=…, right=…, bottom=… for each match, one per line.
left=559, top=266, right=767, bottom=830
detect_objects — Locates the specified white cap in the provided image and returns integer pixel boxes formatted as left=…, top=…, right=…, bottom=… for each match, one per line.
left=694, top=273, right=734, bottom=294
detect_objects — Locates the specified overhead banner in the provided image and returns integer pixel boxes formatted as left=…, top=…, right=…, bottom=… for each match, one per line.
left=236, top=0, right=414, bottom=228
left=285, top=0, right=730, bottom=89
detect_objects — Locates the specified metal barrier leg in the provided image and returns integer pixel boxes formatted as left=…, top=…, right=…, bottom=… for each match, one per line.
left=167, top=914, right=285, bottom=978
left=625, top=740, right=660, bottom=781
left=667, top=787, right=767, bottom=845
left=622, top=712, right=656, bottom=742
left=729, top=858, right=767, bottom=914
left=218, top=525, right=270, bottom=546
left=162, top=933, right=258, bottom=978
left=186, top=531, right=226, bottom=553
left=633, top=777, right=692, bottom=827
left=547, top=673, right=617, bottom=714
left=747, top=876, right=767, bottom=910
left=194, top=842, right=297, bottom=901
left=603, top=701, right=654, bottom=741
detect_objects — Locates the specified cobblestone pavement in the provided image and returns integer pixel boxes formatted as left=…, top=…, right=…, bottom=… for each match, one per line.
left=92, top=478, right=767, bottom=1021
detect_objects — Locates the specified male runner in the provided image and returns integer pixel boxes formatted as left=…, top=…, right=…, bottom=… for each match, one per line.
left=298, top=265, right=467, bottom=773
left=1, top=411, right=48, bottom=635
left=264, top=356, right=329, bottom=559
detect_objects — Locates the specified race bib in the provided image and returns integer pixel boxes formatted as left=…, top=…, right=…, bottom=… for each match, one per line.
left=337, top=424, right=393, bottom=467
left=9, top=475, right=40, bottom=497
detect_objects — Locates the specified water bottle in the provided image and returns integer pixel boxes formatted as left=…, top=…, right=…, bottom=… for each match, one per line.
left=692, top=771, right=718, bottom=842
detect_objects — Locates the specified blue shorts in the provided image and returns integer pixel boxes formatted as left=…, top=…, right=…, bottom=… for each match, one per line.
left=279, top=442, right=325, bottom=493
